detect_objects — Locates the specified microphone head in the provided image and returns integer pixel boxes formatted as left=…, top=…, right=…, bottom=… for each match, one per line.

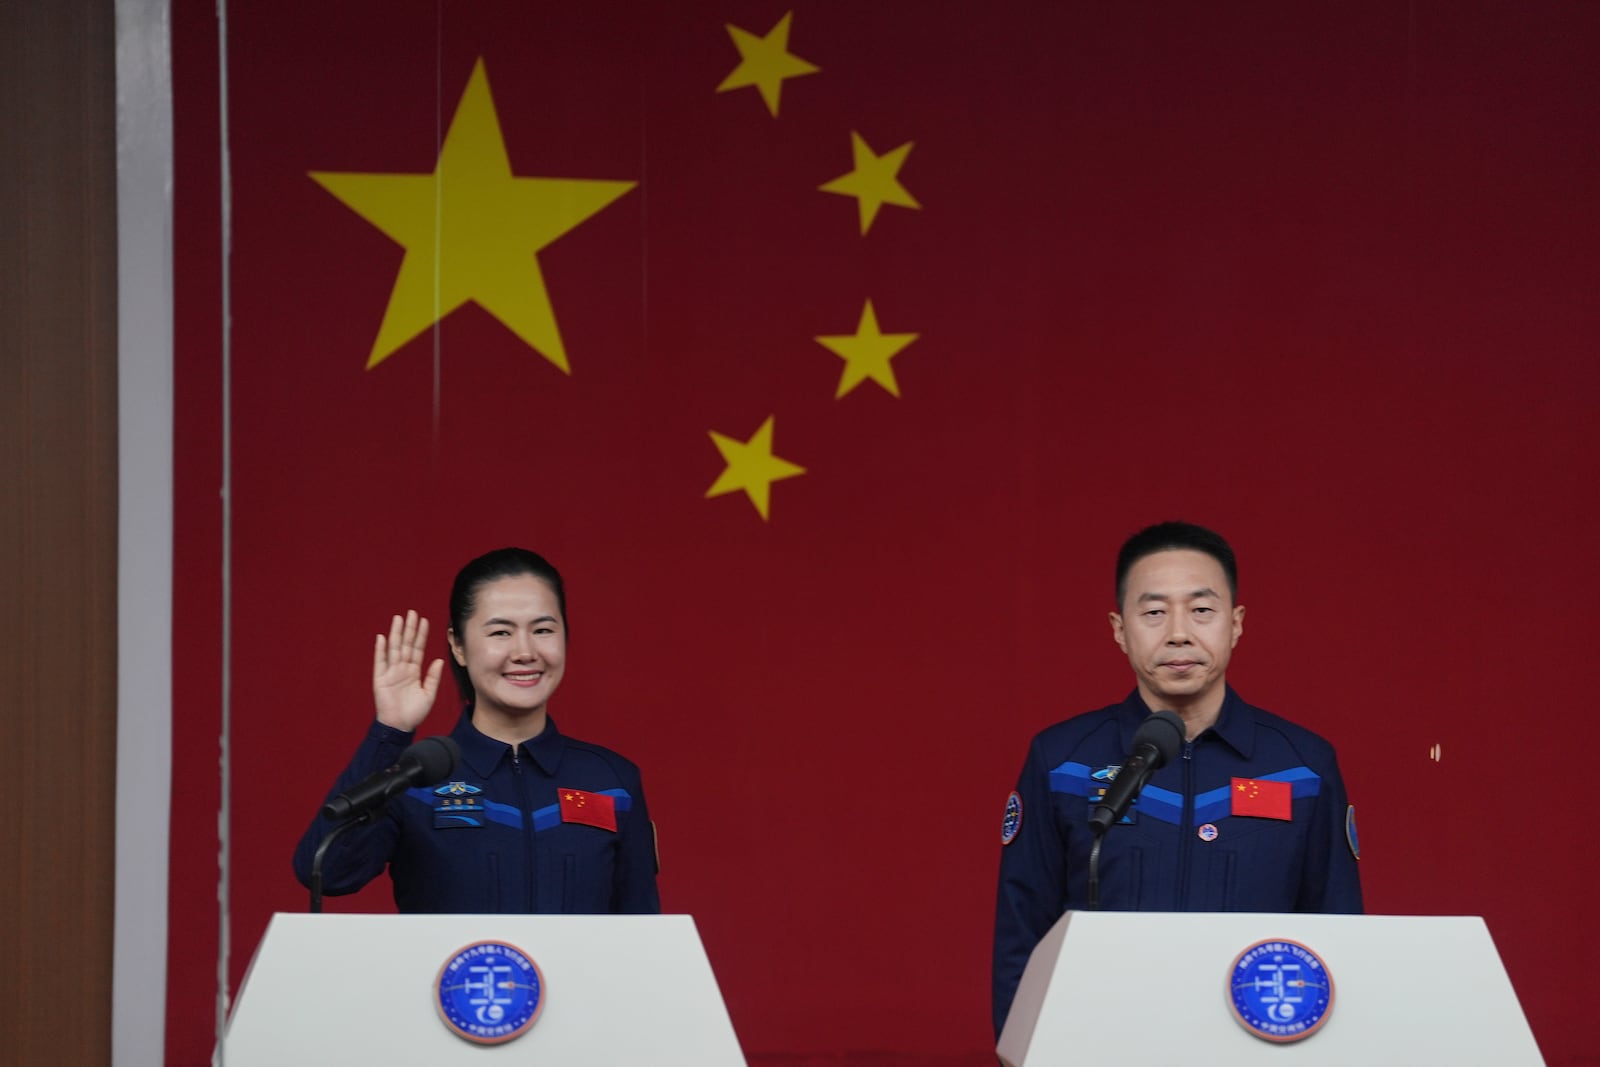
left=1134, top=710, right=1186, bottom=769
left=401, top=736, right=461, bottom=786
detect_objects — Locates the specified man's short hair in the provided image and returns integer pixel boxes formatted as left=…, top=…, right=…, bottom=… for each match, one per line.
left=1115, top=521, right=1238, bottom=609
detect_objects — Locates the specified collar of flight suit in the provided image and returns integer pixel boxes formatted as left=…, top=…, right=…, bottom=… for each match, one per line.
left=452, top=707, right=567, bottom=779
left=1117, top=686, right=1256, bottom=762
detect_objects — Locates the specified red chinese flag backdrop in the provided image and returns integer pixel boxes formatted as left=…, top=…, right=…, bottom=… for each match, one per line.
left=169, top=3, right=1599, bottom=1064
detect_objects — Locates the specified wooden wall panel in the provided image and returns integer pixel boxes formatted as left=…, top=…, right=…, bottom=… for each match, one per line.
left=0, top=0, right=119, bottom=1064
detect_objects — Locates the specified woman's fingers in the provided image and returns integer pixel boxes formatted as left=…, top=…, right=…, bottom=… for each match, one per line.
left=386, top=613, right=405, bottom=666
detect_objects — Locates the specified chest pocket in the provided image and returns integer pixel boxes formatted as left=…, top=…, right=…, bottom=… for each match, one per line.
left=544, top=820, right=618, bottom=912
left=536, top=787, right=631, bottom=912
left=1200, top=813, right=1307, bottom=910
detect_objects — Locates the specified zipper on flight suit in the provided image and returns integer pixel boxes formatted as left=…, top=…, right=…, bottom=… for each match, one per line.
left=1177, top=740, right=1195, bottom=909
left=511, top=744, right=537, bottom=911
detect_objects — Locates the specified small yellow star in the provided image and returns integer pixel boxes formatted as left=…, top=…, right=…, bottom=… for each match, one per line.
left=716, top=11, right=819, bottom=118
left=705, top=416, right=806, bottom=521
left=310, top=59, right=636, bottom=372
left=815, top=300, right=919, bottom=399
left=819, top=131, right=920, bottom=235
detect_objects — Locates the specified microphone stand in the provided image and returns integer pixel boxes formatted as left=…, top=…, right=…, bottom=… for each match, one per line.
left=308, top=813, right=369, bottom=914
left=1087, top=828, right=1106, bottom=911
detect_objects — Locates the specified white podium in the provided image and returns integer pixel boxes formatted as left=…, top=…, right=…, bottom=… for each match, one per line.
left=221, top=913, right=746, bottom=1066
left=999, top=911, right=1544, bottom=1066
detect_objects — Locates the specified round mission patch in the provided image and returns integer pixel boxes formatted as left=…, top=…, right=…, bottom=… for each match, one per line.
left=1226, top=938, right=1335, bottom=1043
left=435, top=940, right=545, bottom=1045
left=1000, top=791, right=1023, bottom=844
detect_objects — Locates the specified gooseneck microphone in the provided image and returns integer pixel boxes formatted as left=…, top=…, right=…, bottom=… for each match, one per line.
left=309, top=735, right=461, bottom=913
left=321, top=736, right=461, bottom=821
left=1085, top=710, right=1185, bottom=911
left=1089, top=711, right=1186, bottom=835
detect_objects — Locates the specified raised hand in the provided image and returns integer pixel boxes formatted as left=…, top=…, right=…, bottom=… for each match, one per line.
left=372, top=610, right=444, bottom=732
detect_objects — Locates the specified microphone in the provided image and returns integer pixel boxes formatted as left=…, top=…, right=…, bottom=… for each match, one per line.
left=1089, top=711, right=1185, bottom=834
left=322, top=736, right=461, bottom=821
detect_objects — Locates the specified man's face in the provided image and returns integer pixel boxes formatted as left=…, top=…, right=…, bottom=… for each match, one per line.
left=1109, top=549, right=1244, bottom=712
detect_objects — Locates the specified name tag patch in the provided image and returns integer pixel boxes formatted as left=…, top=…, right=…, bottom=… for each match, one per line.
left=434, top=796, right=486, bottom=828
left=434, top=781, right=486, bottom=828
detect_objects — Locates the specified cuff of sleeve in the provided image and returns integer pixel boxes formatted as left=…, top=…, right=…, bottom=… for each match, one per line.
left=366, top=720, right=416, bottom=747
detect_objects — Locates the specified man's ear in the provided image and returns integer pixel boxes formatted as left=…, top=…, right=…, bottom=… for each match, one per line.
left=1109, top=610, right=1128, bottom=654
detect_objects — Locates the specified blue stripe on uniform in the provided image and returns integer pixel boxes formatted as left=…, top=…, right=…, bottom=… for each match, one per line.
left=1047, top=762, right=1185, bottom=825
left=1050, top=762, right=1322, bottom=827
left=482, top=798, right=526, bottom=829
left=1135, top=785, right=1183, bottom=825
left=1047, top=762, right=1093, bottom=796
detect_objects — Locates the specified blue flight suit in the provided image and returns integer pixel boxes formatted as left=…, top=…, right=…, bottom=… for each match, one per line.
left=992, top=687, right=1361, bottom=1034
left=293, top=713, right=660, bottom=914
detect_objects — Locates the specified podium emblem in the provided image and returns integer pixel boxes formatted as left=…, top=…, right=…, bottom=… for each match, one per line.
left=435, top=940, right=546, bottom=1045
left=1226, top=938, right=1334, bottom=1043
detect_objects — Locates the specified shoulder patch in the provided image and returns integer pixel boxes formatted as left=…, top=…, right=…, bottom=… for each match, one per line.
left=1345, top=805, right=1360, bottom=860
left=1001, top=791, right=1023, bottom=844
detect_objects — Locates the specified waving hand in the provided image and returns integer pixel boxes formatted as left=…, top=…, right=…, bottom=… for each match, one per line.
left=373, top=610, right=444, bottom=732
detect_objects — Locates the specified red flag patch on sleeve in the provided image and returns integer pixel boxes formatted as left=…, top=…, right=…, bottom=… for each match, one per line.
left=559, top=788, right=617, bottom=831
left=1230, top=778, right=1292, bottom=820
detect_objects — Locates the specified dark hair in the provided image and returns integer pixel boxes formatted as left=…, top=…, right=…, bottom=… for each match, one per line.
left=447, top=547, right=567, bottom=706
left=1115, top=521, right=1237, bottom=610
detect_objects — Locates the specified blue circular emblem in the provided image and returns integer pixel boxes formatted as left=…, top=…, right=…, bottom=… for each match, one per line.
left=1197, top=822, right=1219, bottom=842
left=1000, top=791, right=1023, bottom=844
left=1227, top=939, right=1334, bottom=1043
left=435, top=940, right=545, bottom=1045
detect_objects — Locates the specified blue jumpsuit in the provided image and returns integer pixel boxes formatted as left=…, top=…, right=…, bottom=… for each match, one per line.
left=992, top=687, right=1361, bottom=1034
left=293, top=713, right=659, bottom=914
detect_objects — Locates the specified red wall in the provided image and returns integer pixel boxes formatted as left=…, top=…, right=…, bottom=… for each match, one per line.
left=169, top=2, right=1600, bottom=1062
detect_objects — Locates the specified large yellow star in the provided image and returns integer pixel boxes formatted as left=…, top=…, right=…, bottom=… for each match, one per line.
left=716, top=11, right=820, bottom=117
left=819, top=131, right=920, bottom=235
left=705, top=416, right=806, bottom=521
left=815, top=300, right=919, bottom=399
left=310, top=59, right=636, bottom=372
